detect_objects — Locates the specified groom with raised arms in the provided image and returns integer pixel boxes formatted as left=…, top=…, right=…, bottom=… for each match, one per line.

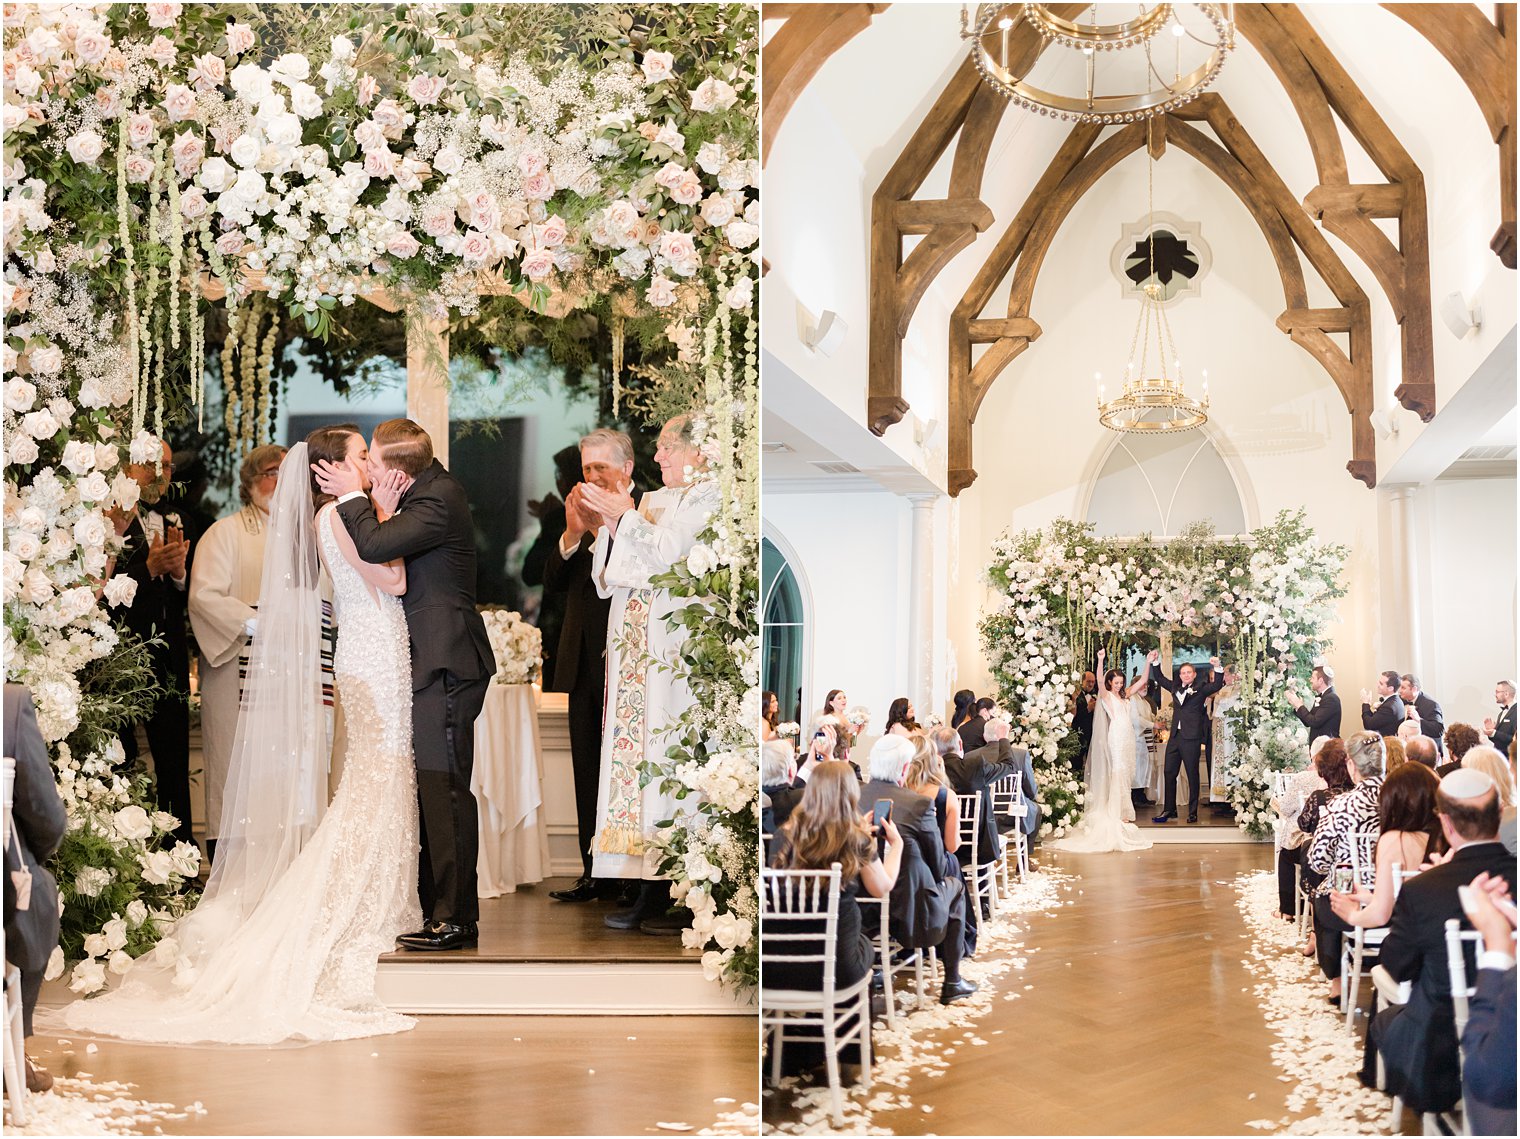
left=1148, top=650, right=1225, bottom=824
left=314, top=418, right=495, bottom=951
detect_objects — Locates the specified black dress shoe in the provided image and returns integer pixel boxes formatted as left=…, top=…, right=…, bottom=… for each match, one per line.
left=1187, top=812, right=1199, bottom=824
left=639, top=908, right=693, bottom=936
left=605, top=881, right=671, bottom=930
left=940, top=978, right=980, bottom=1005
left=1152, top=811, right=1176, bottom=824
left=549, top=876, right=600, bottom=903
left=396, top=921, right=479, bottom=951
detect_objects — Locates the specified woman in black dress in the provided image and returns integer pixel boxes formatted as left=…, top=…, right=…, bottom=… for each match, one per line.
left=1296, top=737, right=1353, bottom=957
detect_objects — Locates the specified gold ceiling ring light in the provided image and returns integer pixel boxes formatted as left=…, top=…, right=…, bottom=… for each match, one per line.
left=962, top=3, right=1236, bottom=125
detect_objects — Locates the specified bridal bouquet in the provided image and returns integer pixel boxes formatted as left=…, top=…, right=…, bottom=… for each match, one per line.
left=480, top=609, right=542, bottom=686
left=845, top=705, right=872, bottom=730
left=775, top=721, right=800, bottom=738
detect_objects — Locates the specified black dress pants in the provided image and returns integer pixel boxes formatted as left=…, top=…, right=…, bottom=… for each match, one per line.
left=1312, top=893, right=1354, bottom=980
left=1277, top=846, right=1303, bottom=917
left=566, top=660, right=606, bottom=879
left=1162, top=736, right=1203, bottom=816
left=414, top=670, right=490, bottom=926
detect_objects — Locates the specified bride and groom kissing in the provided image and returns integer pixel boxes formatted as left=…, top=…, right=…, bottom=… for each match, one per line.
left=60, top=418, right=495, bottom=1046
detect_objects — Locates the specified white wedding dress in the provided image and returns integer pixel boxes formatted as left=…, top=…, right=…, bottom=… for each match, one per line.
left=58, top=500, right=421, bottom=1045
left=1049, top=691, right=1153, bottom=853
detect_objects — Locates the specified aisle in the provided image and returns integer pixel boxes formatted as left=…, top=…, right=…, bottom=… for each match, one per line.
left=767, top=843, right=1286, bottom=1135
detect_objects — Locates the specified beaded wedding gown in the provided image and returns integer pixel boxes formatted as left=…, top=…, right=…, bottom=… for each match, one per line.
left=59, top=500, right=421, bottom=1045
left=1049, top=692, right=1153, bottom=853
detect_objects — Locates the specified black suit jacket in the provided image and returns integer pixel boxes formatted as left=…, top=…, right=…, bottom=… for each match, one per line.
left=1150, top=664, right=1224, bottom=743
left=1293, top=687, right=1341, bottom=745
left=1461, top=964, right=1516, bottom=1138
left=760, top=780, right=805, bottom=837
left=944, top=740, right=1017, bottom=864
left=116, top=513, right=191, bottom=688
left=543, top=532, right=610, bottom=695
left=337, top=461, right=494, bottom=691
left=1361, top=694, right=1406, bottom=737
left=1410, top=692, right=1445, bottom=754
left=1490, top=704, right=1516, bottom=754
left=1378, top=841, right=1518, bottom=1112
left=863, top=780, right=943, bottom=880
left=3, top=686, right=65, bottom=974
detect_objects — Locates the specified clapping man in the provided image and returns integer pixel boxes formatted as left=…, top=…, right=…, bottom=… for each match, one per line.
left=108, top=439, right=195, bottom=847
left=1287, top=663, right=1341, bottom=747
left=1484, top=681, right=1516, bottom=754
left=1398, top=674, right=1445, bottom=757
left=1360, top=670, right=1406, bottom=737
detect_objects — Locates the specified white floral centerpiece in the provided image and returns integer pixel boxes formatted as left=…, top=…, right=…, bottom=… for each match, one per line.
left=479, top=608, right=542, bottom=686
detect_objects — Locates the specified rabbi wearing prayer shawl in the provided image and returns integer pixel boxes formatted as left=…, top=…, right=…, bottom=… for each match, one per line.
left=574, top=414, right=719, bottom=932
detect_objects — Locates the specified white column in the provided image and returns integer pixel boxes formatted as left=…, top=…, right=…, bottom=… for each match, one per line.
left=1386, top=485, right=1423, bottom=676
left=906, top=493, right=938, bottom=713
left=405, top=313, right=451, bottom=466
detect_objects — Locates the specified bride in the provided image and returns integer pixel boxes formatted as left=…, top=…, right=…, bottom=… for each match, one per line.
left=1049, top=648, right=1153, bottom=853
left=57, top=429, right=422, bottom=1044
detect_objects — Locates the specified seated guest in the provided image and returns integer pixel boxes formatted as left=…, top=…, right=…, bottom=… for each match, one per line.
left=957, top=697, right=997, bottom=751
left=903, top=737, right=960, bottom=873
left=768, top=761, right=904, bottom=1074
left=1438, top=722, right=1481, bottom=776
left=1457, top=870, right=1517, bottom=1138
left=761, top=690, right=780, bottom=741
left=1273, top=735, right=1329, bottom=920
left=1362, top=769, right=1517, bottom=1114
left=1404, top=735, right=1438, bottom=770
left=1329, top=762, right=1441, bottom=932
left=1482, top=680, right=1515, bottom=754
left=1396, top=718, right=1422, bottom=745
left=884, top=697, right=919, bottom=738
left=935, top=720, right=1042, bottom=853
left=1297, top=738, right=1354, bottom=915
left=1382, top=735, right=1407, bottom=775
left=1306, top=732, right=1386, bottom=997
left=864, top=735, right=976, bottom=1004
left=1461, top=745, right=1517, bottom=855
left=950, top=689, right=977, bottom=731
left=1360, top=670, right=1406, bottom=737
left=3, top=685, right=67, bottom=1092
left=761, top=739, right=805, bottom=837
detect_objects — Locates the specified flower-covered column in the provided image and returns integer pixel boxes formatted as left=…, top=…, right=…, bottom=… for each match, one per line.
left=907, top=492, right=939, bottom=711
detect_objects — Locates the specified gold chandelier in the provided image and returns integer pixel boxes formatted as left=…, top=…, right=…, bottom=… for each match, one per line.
left=962, top=3, right=1236, bottom=124
left=1097, top=142, right=1208, bottom=433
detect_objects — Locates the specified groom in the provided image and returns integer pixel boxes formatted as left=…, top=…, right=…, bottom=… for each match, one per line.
left=314, top=419, right=495, bottom=951
left=1148, top=650, right=1225, bottom=824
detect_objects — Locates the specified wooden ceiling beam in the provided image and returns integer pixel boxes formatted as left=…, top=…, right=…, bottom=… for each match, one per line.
left=761, top=4, right=890, bottom=166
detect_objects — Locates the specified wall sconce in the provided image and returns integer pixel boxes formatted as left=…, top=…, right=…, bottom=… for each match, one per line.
left=797, top=302, right=848, bottom=356
left=1439, top=291, right=1482, bottom=339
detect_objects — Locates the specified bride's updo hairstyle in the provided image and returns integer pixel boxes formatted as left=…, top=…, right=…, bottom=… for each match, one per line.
left=1104, top=668, right=1125, bottom=693
left=306, top=423, right=361, bottom=512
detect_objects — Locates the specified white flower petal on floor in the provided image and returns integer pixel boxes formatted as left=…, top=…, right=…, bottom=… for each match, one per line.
left=2, top=1075, right=205, bottom=1135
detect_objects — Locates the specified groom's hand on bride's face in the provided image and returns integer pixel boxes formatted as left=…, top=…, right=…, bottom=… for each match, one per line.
left=312, top=458, right=364, bottom=499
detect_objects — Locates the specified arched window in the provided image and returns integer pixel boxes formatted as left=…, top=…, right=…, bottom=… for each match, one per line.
left=762, top=536, right=808, bottom=725
left=1084, top=431, right=1247, bottom=538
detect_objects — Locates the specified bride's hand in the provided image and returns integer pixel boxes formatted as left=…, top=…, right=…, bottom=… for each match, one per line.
left=371, top=469, right=411, bottom=517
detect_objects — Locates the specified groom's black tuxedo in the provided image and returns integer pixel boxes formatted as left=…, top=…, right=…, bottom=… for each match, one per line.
left=1293, top=686, right=1342, bottom=745
left=338, top=460, right=495, bottom=926
left=1150, top=662, right=1224, bottom=818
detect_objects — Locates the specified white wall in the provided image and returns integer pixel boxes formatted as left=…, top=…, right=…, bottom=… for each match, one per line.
left=763, top=491, right=912, bottom=732
left=1423, top=477, right=1519, bottom=728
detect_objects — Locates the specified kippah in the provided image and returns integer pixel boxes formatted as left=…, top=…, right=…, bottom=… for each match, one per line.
left=1319, top=663, right=1335, bottom=680
left=1441, top=768, right=1495, bottom=799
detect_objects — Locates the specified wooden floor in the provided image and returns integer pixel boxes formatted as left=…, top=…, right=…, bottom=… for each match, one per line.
left=29, top=1014, right=758, bottom=1135
left=767, top=842, right=1298, bottom=1135
left=380, top=878, right=701, bottom=965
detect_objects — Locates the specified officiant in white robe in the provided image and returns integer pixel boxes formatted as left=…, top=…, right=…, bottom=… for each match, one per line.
left=187, top=446, right=285, bottom=861
left=577, top=416, right=719, bottom=890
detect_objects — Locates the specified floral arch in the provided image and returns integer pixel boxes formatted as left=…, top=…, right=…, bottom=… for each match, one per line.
left=980, top=511, right=1347, bottom=839
left=4, top=3, right=758, bottom=992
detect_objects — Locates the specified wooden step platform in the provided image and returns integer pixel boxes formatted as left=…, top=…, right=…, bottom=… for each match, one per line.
left=375, top=878, right=748, bottom=1016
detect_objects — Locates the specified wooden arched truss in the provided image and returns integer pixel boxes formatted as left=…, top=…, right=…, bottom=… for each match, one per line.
left=862, top=4, right=1515, bottom=496
left=761, top=4, right=891, bottom=166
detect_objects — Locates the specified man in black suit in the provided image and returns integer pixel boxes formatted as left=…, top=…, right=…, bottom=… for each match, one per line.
left=318, top=419, right=496, bottom=952
left=543, top=431, right=632, bottom=903
left=3, top=685, right=66, bottom=1092
left=1148, top=651, right=1225, bottom=824
left=1362, top=768, right=1517, bottom=1113
left=1071, top=673, right=1097, bottom=760
left=110, top=438, right=195, bottom=847
left=957, top=697, right=996, bottom=752
left=1483, top=680, right=1516, bottom=754
left=863, top=735, right=976, bottom=1004
left=1398, top=674, right=1445, bottom=757
left=936, top=722, right=1042, bottom=855
left=1286, top=664, right=1341, bottom=747
left=1359, top=669, right=1406, bottom=737
left=1456, top=871, right=1516, bottom=1138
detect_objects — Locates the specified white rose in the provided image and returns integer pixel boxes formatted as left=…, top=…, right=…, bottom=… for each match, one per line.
left=28, top=344, right=64, bottom=374
left=686, top=542, right=717, bottom=576
left=103, top=916, right=130, bottom=952
left=43, top=946, right=64, bottom=982
left=140, top=849, right=177, bottom=885
left=22, top=409, right=59, bottom=439
left=107, top=949, right=134, bottom=976
left=69, top=958, right=107, bottom=995
left=725, top=219, right=758, bottom=249
left=198, top=155, right=235, bottom=193
left=72, top=513, right=108, bottom=552
left=169, top=841, right=201, bottom=877
left=101, top=574, right=138, bottom=608
left=163, top=83, right=197, bottom=123
left=270, top=52, right=310, bottom=84
left=641, top=50, right=675, bottom=85
left=11, top=532, right=42, bottom=563
left=724, top=276, right=754, bottom=310
left=433, top=145, right=464, bottom=176
left=83, top=932, right=109, bottom=957
left=264, top=111, right=301, bottom=149
left=4, top=378, right=35, bottom=411
left=228, top=62, right=274, bottom=104
left=65, top=129, right=105, bottom=165
left=126, top=899, right=148, bottom=928
left=113, top=804, right=153, bottom=841
left=690, top=76, right=737, bottom=113
left=288, top=81, right=322, bottom=120
left=698, top=195, right=735, bottom=228
left=646, top=274, right=677, bottom=308
left=230, top=132, right=263, bottom=168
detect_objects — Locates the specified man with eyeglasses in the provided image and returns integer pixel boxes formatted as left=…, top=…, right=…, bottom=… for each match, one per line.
left=188, top=444, right=288, bottom=865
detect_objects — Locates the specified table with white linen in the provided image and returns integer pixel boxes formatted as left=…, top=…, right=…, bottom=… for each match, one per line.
left=471, top=681, right=552, bottom=897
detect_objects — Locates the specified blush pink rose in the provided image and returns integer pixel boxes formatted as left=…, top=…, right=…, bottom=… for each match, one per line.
left=385, top=230, right=422, bottom=259
left=146, top=35, right=177, bottom=67
left=187, top=53, right=224, bottom=93
left=353, top=119, right=387, bottom=152
left=699, top=195, right=734, bottom=228
left=646, top=274, right=677, bottom=307
left=94, top=85, right=121, bottom=118
left=520, top=248, right=554, bottom=280
left=419, top=202, right=456, bottom=238
left=145, top=3, right=182, bottom=29
left=73, top=29, right=111, bottom=65
left=406, top=74, right=446, bottom=106
left=178, top=187, right=208, bottom=220
left=356, top=75, right=379, bottom=106
left=640, top=50, right=674, bottom=85
left=170, top=130, right=203, bottom=177
left=521, top=172, right=554, bottom=202
left=538, top=214, right=567, bottom=248
left=65, top=130, right=104, bottom=165
left=126, top=112, right=156, bottom=149
left=653, top=161, right=688, bottom=190
left=456, top=229, right=494, bottom=263
left=363, top=147, right=397, bottom=178
left=463, top=191, right=498, bottom=233
left=163, top=83, right=197, bottom=122
left=669, top=172, right=703, bottom=206
left=123, top=152, right=154, bottom=184
left=371, top=98, right=406, bottom=137
left=214, top=230, right=245, bottom=256
left=226, top=22, right=256, bottom=55
left=517, top=150, right=546, bottom=178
